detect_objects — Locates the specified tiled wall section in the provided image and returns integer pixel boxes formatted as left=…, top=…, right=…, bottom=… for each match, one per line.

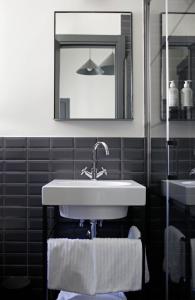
left=149, top=138, right=195, bottom=299
left=0, top=137, right=145, bottom=298
left=151, top=138, right=195, bottom=186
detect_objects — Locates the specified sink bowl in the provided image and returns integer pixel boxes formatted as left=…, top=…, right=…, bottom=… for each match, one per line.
left=161, top=180, right=195, bottom=205
left=42, top=179, right=146, bottom=220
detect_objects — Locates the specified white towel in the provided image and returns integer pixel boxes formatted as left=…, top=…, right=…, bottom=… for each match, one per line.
left=128, top=226, right=150, bottom=283
left=57, top=291, right=127, bottom=300
left=163, top=226, right=185, bottom=283
left=48, top=238, right=142, bottom=294
left=191, top=239, right=195, bottom=289
left=94, top=238, right=142, bottom=293
left=48, top=238, right=96, bottom=295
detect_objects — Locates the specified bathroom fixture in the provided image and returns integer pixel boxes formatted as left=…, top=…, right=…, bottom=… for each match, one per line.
left=81, top=141, right=109, bottom=180
left=76, top=49, right=103, bottom=75
left=100, top=51, right=115, bottom=75
left=162, top=180, right=195, bottom=205
left=42, top=179, right=146, bottom=219
left=54, top=11, right=133, bottom=120
left=189, top=168, right=195, bottom=177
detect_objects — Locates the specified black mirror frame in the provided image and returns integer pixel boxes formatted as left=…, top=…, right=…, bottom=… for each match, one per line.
left=54, top=11, right=133, bottom=121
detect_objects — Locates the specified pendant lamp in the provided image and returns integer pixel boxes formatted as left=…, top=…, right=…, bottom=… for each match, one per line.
left=76, top=49, right=103, bottom=75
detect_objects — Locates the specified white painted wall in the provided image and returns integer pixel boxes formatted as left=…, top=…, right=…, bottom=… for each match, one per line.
left=0, top=0, right=144, bottom=137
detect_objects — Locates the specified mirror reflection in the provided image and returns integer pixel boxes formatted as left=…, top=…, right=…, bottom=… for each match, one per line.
left=161, top=13, right=195, bottom=121
left=59, top=47, right=115, bottom=119
left=54, top=12, right=132, bottom=120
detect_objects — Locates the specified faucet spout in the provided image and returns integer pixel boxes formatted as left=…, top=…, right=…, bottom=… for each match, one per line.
left=81, top=141, right=109, bottom=180
left=92, top=142, right=109, bottom=179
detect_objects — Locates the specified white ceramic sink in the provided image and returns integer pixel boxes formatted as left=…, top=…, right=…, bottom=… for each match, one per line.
left=42, top=179, right=146, bottom=220
left=161, top=180, right=195, bottom=205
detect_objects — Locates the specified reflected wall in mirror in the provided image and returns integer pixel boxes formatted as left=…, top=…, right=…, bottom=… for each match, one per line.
left=161, top=13, right=195, bottom=121
left=54, top=12, right=132, bottom=120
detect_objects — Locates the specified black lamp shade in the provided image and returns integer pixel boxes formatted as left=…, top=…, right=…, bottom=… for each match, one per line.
left=76, top=59, right=104, bottom=75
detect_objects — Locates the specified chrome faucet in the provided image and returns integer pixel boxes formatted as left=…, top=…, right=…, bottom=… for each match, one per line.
left=81, top=141, right=109, bottom=179
left=189, top=168, right=195, bottom=177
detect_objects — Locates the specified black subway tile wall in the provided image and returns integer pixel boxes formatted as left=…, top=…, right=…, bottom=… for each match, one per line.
left=0, top=137, right=145, bottom=298
left=1, top=137, right=194, bottom=299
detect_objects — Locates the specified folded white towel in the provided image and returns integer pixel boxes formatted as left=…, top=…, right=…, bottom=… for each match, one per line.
left=57, top=291, right=127, bottom=300
left=48, top=238, right=96, bottom=295
left=48, top=238, right=142, bottom=294
left=190, top=239, right=195, bottom=289
left=94, top=238, right=142, bottom=293
left=128, top=226, right=150, bottom=283
left=163, top=226, right=185, bottom=283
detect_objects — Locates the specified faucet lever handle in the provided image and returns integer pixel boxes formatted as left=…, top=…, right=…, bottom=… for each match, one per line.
left=101, top=167, right=107, bottom=176
left=81, top=166, right=88, bottom=175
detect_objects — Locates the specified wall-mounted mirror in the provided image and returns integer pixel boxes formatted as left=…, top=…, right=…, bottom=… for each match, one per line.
left=54, top=12, right=132, bottom=120
left=161, top=13, right=195, bottom=121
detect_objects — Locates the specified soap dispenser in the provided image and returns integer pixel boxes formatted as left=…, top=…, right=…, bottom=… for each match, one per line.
left=168, top=80, right=179, bottom=119
left=169, top=81, right=179, bottom=107
left=181, top=80, right=194, bottom=120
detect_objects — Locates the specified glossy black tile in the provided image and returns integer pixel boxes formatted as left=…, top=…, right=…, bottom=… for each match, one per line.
left=123, top=138, right=144, bottom=149
left=28, top=138, right=50, bottom=148
left=4, top=196, right=27, bottom=206
left=5, top=172, right=26, bottom=184
left=4, top=207, right=26, bottom=218
left=123, top=161, right=145, bottom=172
left=0, top=173, right=3, bottom=183
left=28, top=173, right=49, bottom=184
left=123, top=149, right=144, bottom=160
left=151, top=138, right=166, bottom=149
left=5, top=149, right=27, bottom=160
left=5, top=230, right=27, bottom=242
left=123, top=172, right=145, bottom=184
left=28, top=196, right=42, bottom=207
left=51, top=149, right=74, bottom=160
left=0, top=150, right=3, bottom=160
left=5, top=161, right=27, bottom=172
left=4, top=219, right=27, bottom=230
left=74, top=137, right=97, bottom=148
left=28, top=161, right=50, bottom=172
left=0, top=185, right=3, bottom=195
left=4, top=242, right=27, bottom=254
left=29, top=219, right=43, bottom=230
left=5, top=138, right=27, bottom=148
left=51, top=138, right=74, bottom=148
left=4, top=265, right=27, bottom=276
left=5, top=253, right=27, bottom=265
left=74, top=149, right=93, bottom=161
left=176, top=138, right=192, bottom=148
left=29, top=230, right=42, bottom=242
left=51, top=172, right=74, bottom=180
left=51, top=161, right=74, bottom=172
left=29, top=254, right=42, bottom=265
left=28, top=149, right=50, bottom=160
left=5, top=184, right=27, bottom=195
left=0, top=138, right=3, bottom=148
left=28, top=184, right=43, bottom=196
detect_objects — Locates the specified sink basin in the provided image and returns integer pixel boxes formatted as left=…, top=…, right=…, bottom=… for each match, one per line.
left=161, top=180, right=195, bottom=205
left=42, top=180, right=146, bottom=220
